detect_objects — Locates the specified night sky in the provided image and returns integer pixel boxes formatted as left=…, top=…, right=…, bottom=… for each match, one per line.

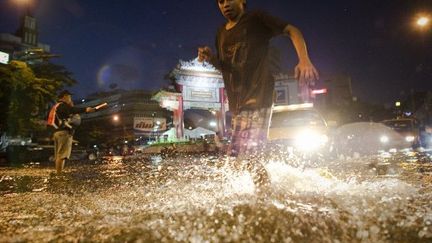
left=1, top=0, right=431, bottom=105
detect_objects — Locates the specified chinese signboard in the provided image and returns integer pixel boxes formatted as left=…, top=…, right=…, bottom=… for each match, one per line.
left=183, top=86, right=219, bottom=102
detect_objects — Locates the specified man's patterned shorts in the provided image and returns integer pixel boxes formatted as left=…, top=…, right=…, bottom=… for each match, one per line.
left=229, top=108, right=272, bottom=157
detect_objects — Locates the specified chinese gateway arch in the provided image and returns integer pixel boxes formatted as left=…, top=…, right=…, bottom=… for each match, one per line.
left=153, top=59, right=227, bottom=139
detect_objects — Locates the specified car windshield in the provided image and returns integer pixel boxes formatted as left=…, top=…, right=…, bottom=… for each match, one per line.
left=383, top=120, right=413, bottom=132
left=271, top=110, right=326, bottom=128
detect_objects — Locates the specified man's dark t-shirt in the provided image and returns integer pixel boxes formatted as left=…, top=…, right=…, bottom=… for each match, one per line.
left=212, top=11, right=288, bottom=114
left=55, top=102, right=86, bottom=132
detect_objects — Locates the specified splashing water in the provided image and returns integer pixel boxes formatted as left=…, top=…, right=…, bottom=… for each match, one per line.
left=1, top=152, right=432, bottom=242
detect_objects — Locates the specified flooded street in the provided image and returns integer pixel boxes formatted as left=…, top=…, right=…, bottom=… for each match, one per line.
left=1, top=152, right=432, bottom=242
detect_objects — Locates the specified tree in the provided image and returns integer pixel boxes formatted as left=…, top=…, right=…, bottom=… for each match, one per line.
left=0, top=61, right=57, bottom=136
left=31, top=62, right=77, bottom=89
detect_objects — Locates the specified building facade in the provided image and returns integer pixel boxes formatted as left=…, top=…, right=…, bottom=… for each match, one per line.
left=75, top=90, right=171, bottom=146
left=0, top=14, right=51, bottom=64
left=273, top=73, right=301, bottom=106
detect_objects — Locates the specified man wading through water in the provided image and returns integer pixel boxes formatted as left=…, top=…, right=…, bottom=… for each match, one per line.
left=199, top=0, right=319, bottom=186
left=48, top=90, right=96, bottom=175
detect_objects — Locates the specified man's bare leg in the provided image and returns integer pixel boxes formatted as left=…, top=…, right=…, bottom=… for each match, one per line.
left=55, top=158, right=65, bottom=175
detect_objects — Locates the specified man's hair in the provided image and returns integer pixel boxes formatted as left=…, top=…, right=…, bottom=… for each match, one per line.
left=216, top=0, right=246, bottom=8
left=58, top=90, right=73, bottom=99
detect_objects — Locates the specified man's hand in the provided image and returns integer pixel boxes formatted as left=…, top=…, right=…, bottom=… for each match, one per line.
left=198, top=46, right=212, bottom=63
left=284, top=25, right=319, bottom=83
left=85, top=107, right=96, bottom=113
left=294, top=60, right=319, bottom=83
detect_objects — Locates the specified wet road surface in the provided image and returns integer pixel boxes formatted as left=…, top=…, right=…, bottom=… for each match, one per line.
left=1, top=151, right=432, bottom=242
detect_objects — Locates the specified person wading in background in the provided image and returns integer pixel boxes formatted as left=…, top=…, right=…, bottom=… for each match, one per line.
left=48, top=90, right=95, bottom=175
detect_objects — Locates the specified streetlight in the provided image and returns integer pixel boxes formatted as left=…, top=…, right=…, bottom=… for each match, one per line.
left=414, top=14, right=430, bottom=32
left=13, top=0, right=30, bottom=7
left=13, top=0, right=32, bottom=15
left=417, top=16, right=430, bottom=28
left=112, top=114, right=126, bottom=142
left=209, top=121, right=217, bottom=127
left=113, top=115, right=119, bottom=122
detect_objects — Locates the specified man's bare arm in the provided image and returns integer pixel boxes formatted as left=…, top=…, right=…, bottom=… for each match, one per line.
left=284, top=24, right=319, bottom=82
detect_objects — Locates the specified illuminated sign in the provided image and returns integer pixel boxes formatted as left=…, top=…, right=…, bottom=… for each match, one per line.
left=183, top=101, right=221, bottom=110
left=191, top=90, right=213, bottom=99
left=311, top=89, right=328, bottom=95
left=134, top=117, right=166, bottom=132
left=0, top=51, right=9, bottom=64
left=161, top=100, right=179, bottom=110
left=183, top=86, right=219, bottom=102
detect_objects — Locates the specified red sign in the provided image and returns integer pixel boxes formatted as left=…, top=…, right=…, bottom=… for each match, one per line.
left=311, top=89, right=328, bottom=95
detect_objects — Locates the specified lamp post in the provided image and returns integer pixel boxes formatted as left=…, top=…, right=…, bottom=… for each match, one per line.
left=112, top=114, right=125, bottom=143
left=417, top=16, right=430, bottom=28
left=414, top=14, right=431, bottom=44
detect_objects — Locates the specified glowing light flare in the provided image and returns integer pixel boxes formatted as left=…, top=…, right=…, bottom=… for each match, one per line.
left=13, top=0, right=30, bottom=6
left=380, top=135, right=389, bottom=144
left=405, top=136, right=415, bottom=143
left=417, top=16, right=430, bottom=27
left=311, top=89, right=328, bottom=95
left=113, top=115, right=119, bottom=122
left=273, top=103, right=314, bottom=112
left=294, top=130, right=328, bottom=151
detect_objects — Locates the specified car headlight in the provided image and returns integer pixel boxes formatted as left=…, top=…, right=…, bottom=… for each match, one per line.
left=294, top=130, right=328, bottom=151
left=405, top=136, right=415, bottom=143
left=380, top=135, right=389, bottom=144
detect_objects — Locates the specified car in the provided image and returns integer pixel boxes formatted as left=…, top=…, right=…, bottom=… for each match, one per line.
left=333, top=122, right=397, bottom=156
left=381, top=118, right=421, bottom=148
left=3, top=142, right=54, bottom=165
left=333, top=119, right=421, bottom=157
left=419, top=125, right=432, bottom=149
left=268, top=104, right=330, bottom=155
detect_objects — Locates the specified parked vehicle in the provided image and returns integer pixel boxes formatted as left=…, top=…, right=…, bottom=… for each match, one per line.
left=3, top=140, right=54, bottom=165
